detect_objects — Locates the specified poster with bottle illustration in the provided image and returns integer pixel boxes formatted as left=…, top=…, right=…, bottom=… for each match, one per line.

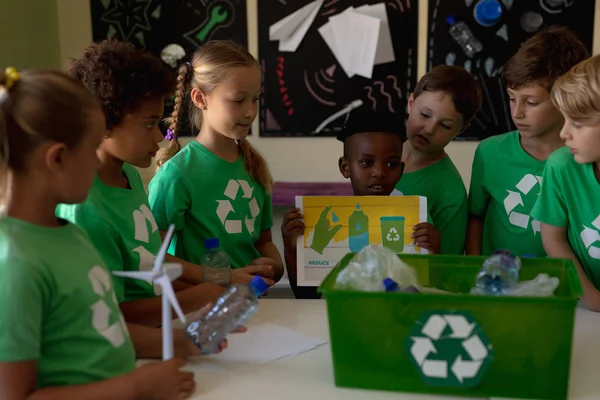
left=295, top=195, right=428, bottom=287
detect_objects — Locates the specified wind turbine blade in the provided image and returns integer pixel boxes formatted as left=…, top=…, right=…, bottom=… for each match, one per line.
left=156, top=275, right=187, bottom=324
left=113, top=271, right=153, bottom=281
left=153, top=224, right=176, bottom=275
left=163, top=263, right=183, bottom=281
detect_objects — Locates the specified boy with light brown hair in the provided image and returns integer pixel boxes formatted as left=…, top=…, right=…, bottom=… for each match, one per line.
left=532, top=54, right=600, bottom=312
left=466, top=26, right=589, bottom=257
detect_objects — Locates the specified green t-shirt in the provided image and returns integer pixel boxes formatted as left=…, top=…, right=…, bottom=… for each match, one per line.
left=56, top=164, right=159, bottom=302
left=148, top=141, right=273, bottom=269
left=531, top=147, right=600, bottom=289
left=0, top=217, right=136, bottom=387
left=468, top=131, right=549, bottom=257
left=396, top=156, right=467, bottom=254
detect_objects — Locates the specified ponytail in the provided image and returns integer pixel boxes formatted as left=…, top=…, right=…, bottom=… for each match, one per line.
left=155, top=62, right=193, bottom=170
left=238, top=139, right=274, bottom=194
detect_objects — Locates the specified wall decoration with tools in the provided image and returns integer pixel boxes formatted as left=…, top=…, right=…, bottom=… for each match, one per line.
left=90, top=0, right=249, bottom=136
left=258, top=0, right=418, bottom=137
left=428, top=0, right=595, bottom=141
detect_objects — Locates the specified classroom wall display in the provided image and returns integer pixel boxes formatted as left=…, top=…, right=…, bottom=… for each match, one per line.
left=90, top=0, right=249, bottom=136
left=427, top=0, right=596, bottom=141
left=296, top=195, right=427, bottom=286
left=258, top=0, right=418, bottom=137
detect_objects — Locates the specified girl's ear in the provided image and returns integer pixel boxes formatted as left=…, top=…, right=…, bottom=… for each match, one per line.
left=191, top=88, right=208, bottom=110
left=338, top=157, right=350, bottom=178
left=407, top=93, right=415, bottom=114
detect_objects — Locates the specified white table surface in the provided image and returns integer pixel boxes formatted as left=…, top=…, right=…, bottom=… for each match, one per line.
left=156, top=299, right=600, bottom=400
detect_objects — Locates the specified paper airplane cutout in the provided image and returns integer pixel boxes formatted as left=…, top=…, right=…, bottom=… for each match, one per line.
left=269, top=0, right=323, bottom=52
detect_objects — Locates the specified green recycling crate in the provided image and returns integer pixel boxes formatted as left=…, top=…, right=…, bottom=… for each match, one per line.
left=319, top=253, right=582, bottom=400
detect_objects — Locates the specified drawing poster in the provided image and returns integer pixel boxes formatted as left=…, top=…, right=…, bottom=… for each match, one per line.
left=296, top=195, right=427, bottom=287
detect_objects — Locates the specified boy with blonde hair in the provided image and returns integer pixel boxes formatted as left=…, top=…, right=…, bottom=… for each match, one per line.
left=466, top=26, right=589, bottom=256
left=532, top=54, right=600, bottom=312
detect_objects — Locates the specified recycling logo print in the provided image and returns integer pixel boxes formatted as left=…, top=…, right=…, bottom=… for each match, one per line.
left=405, top=310, right=493, bottom=388
left=503, top=174, right=542, bottom=235
left=580, top=213, right=600, bottom=259
left=216, top=179, right=260, bottom=234
left=386, top=227, right=401, bottom=242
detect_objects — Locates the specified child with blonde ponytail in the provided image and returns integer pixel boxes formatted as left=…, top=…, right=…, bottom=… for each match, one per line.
left=149, top=41, right=283, bottom=284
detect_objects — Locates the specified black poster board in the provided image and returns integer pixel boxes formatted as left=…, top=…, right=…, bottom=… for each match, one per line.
left=427, top=0, right=595, bottom=141
left=90, top=0, right=249, bottom=136
left=258, top=0, right=418, bottom=137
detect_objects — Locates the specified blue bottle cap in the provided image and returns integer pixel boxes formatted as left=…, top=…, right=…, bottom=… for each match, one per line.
left=474, top=0, right=502, bottom=27
left=204, top=238, right=219, bottom=249
left=383, top=277, right=399, bottom=292
left=446, top=15, right=457, bottom=25
left=250, top=275, right=270, bottom=296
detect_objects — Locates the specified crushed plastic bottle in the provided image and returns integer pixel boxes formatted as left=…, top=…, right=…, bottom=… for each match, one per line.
left=200, top=238, right=231, bottom=287
left=185, top=275, right=269, bottom=354
left=474, top=249, right=521, bottom=295
left=383, top=277, right=420, bottom=293
left=446, top=16, right=483, bottom=58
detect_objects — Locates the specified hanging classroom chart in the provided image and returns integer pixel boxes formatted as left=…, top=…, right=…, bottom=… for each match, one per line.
left=90, top=0, right=249, bottom=136
left=295, top=195, right=427, bottom=286
left=427, top=0, right=595, bottom=142
left=257, top=0, right=418, bottom=137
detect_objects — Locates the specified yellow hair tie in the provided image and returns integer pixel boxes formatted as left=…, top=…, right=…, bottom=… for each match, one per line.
left=3, top=67, right=20, bottom=89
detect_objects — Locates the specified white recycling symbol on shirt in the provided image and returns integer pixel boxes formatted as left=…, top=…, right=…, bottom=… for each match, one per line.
left=503, top=174, right=542, bottom=235
left=216, top=179, right=260, bottom=234
left=580, top=214, right=600, bottom=259
left=386, top=227, right=401, bottom=242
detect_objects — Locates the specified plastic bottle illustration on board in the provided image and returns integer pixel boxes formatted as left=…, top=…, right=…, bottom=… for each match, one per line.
left=349, top=203, right=369, bottom=252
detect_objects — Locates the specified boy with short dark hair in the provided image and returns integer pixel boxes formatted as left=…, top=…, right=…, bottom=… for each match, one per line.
left=281, top=110, right=439, bottom=298
left=532, top=54, right=600, bottom=311
left=466, top=26, right=589, bottom=257
left=399, top=65, right=481, bottom=255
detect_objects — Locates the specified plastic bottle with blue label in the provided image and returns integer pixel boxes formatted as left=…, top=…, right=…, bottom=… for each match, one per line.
left=446, top=16, right=483, bottom=58
left=185, top=275, right=269, bottom=354
left=473, top=0, right=503, bottom=27
left=475, top=249, right=522, bottom=295
left=349, top=203, right=369, bottom=252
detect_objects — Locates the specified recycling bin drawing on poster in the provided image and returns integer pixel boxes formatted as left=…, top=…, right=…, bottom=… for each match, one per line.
left=295, top=195, right=427, bottom=286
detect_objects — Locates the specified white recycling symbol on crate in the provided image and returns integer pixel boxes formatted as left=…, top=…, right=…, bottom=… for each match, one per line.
left=406, top=312, right=493, bottom=388
left=216, top=179, right=260, bottom=234
left=580, top=213, right=600, bottom=259
left=386, top=227, right=401, bottom=242
left=503, top=173, right=542, bottom=235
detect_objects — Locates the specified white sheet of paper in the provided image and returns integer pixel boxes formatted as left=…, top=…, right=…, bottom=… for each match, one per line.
left=327, top=7, right=357, bottom=78
left=269, top=0, right=324, bottom=52
left=318, top=18, right=355, bottom=78
left=207, top=323, right=327, bottom=368
left=343, top=12, right=380, bottom=78
left=355, top=3, right=395, bottom=65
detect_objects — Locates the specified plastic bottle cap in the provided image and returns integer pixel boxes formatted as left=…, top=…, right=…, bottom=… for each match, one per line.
left=446, top=15, right=457, bottom=25
left=204, top=238, right=220, bottom=249
left=383, top=277, right=399, bottom=292
left=474, top=0, right=502, bottom=26
left=250, top=275, right=270, bottom=296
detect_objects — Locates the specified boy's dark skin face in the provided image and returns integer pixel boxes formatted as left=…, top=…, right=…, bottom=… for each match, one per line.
left=338, top=131, right=405, bottom=196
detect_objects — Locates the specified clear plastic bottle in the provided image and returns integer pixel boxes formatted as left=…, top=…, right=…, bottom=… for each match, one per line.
left=446, top=16, right=483, bottom=58
left=185, top=275, right=269, bottom=354
left=475, top=249, right=522, bottom=295
left=200, top=238, right=231, bottom=287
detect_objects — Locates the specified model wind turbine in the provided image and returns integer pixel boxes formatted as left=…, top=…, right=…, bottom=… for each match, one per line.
left=113, top=224, right=187, bottom=360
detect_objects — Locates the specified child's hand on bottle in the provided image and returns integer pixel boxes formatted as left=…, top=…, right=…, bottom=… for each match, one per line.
left=281, top=208, right=305, bottom=250
left=231, top=265, right=275, bottom=286
left=411, top=222, right=441, bottom=254
left=251, top=257, right=279, bottom=279
left=131, top=358, right=195, bottom=399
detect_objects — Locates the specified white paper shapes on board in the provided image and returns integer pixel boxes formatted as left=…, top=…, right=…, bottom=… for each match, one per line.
left=269, top=0, right=324, bottom=52
left=318, top=3, right=394, bottom=79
